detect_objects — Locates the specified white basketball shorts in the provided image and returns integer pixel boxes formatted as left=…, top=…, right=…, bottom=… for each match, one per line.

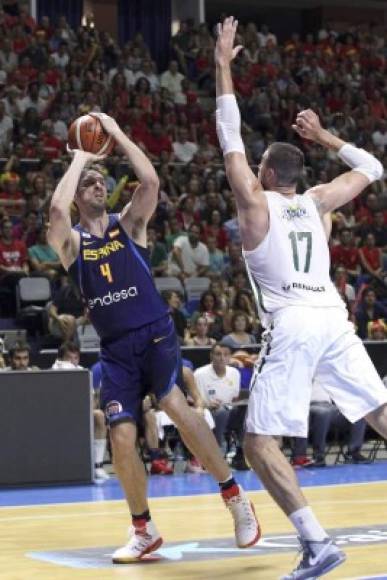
left=245, top=306, right=387, bottom=437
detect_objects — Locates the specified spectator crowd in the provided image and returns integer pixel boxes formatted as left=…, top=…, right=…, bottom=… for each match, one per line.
left=0, top=2, right=386, bottom=475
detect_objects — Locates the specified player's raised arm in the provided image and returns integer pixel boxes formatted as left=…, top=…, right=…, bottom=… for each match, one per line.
left=215, top=17, right=268, bottom=251
left=48, top=150, right=98, bottom=270
left=90, top=113, right=159, bottom=245
left=294, top=109, right=383, bottom=213
left=215, top=17, right=262, bottom=208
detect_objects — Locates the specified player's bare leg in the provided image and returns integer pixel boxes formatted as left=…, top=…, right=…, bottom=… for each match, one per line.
left=244, top=433, right=346, bottom=579
left=366, top=402, right=387, bottom=437
left=110, top=421, right=162, bottom=563
left=159, top=386, right=261, bottom=548
left=244, top=433, right=307, bottom=514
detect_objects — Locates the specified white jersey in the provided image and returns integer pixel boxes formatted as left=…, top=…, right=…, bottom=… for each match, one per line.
left=243, top=190, right=345, bottom=327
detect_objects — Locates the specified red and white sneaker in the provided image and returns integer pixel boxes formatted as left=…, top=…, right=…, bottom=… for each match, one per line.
left=222, top=484, right=261, bottom=548
left=291, top=456, right=315, bottom=469
left=112, top=520, right=163, bottom=563
left=185, top=457, right=206, bottom=474
left=150, top=458, right=173, bottom=475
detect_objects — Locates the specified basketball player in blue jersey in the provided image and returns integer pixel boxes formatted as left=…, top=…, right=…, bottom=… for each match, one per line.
left=47, top=112, right=260, bottom=563
left=215, top=17, right=387, bottom=580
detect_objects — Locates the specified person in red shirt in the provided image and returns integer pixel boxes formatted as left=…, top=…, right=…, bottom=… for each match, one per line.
left=234, top=63, right=254, bottom=98
left=330, top=228, right=361, bottom=282
left=0, top=218, right=29, bottom=314
left=39, top=120, right=64, bottom=160
left=142, top=122, right=172, bottom=161
left=0, top=174, right=26, bottom=219
left=359, top=233, right=385, bottom=284
left=355, top=192, right=378, bottom=226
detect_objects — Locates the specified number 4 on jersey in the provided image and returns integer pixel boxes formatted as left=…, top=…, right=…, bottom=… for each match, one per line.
left=289, top=231, right=312, bottom=273
left=100, top=262, right=113, bottom=283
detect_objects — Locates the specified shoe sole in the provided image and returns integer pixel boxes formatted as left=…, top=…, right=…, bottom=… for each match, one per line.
left=237, top=501, right=262, bottom=549
left=112, top=537, right=163, bottom=564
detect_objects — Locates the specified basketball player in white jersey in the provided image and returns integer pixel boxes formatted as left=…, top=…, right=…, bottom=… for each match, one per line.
left=215, top=17, right=387, bottom=580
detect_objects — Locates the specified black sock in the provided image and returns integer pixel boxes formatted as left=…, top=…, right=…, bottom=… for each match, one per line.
left=219, top=476, right=237, bottom=491
left=132, top=510, right=151, bottom=523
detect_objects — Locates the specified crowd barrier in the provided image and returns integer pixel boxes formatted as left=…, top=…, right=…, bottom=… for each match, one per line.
left=33, top=342, right=387, bottom=379
left=0, top=370, right=93, bottom=487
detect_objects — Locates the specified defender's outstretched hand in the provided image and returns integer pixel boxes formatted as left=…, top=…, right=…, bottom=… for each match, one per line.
left=292, top=109, right=324, bottom=142
left=215, top=16, right=243, bottom=67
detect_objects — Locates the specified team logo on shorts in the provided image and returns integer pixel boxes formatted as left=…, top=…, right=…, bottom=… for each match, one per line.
left=105, top=400, right=123, bottom=417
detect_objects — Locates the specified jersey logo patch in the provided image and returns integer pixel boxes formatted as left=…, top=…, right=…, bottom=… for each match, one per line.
left=282, top=205, right=308, bottom=220
left=109, top=229, right=120, bottom=238
left=83, top=241, right=95, bottom=246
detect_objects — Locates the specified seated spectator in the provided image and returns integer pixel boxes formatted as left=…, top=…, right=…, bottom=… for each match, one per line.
left=206, top=235, right=226, bottom=277
left=169, top=223, right=209, bottom=279
left=330, top=228, right=361, bottom=283
left=172, top=127, right=198, bottom=164
left=184, top=316, right=216, bottom=347
left=3, top=341, right=39, bottom=371
left=0, top=173, right=26, bottom=219
left=190, top=290, right=224, bottom=340
left=47, top=275, right=87, bottom=342
left=164, top=216, right=185, bottom=250
left=0, top=101, right=13, bottom=154
left=161, top=290, right=187, bottom=342
left=209, top=277, right=230, bottom=312
left=152, top=361, right=213, bottom=474
left=142, top=395, right=173, bottom=475
left=0, top=218, right=28, bottom=314
left=228, top=289, right=258, bottom=332
left=221, top=311, right=256, bottom=349
left=359, top=233, right=386, bottom=285
left=194, top=343, right=241, bottom=454
left=52, top=343, right=109, bottom=482
left=28, top=224, right=62, bottom=281
left=333, top=266, right=355, bottom=313
left=0, top=337, right=5, bottom=369
left=292, top=379, right=369, bottom=467
left=160, top=60, right=185, bottom=104
left=355, top=288, right=387, bottom=339
left=223, top=242, right=245, bottom=283
left=142, top=122, right=172, bottom=162
left=12, top=210, right=40, bottom=247
left=367, top=319, right=387, bottom=341
left=366, top=211, right=387, bottom=254
left=175, top=195, right=200, bottom=231
left=147, top=225, right=167, bottom=277
left=202, top=209, right=228, bottom=251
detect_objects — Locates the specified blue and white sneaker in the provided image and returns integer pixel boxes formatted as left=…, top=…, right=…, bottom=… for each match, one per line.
left=281, top=537, right=346, bottom=579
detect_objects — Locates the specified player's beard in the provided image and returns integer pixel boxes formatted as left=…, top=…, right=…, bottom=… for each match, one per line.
left=89, top=198, right=107, bottom=215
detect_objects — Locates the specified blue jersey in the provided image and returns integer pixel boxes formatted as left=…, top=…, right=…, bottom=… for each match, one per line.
left=69, top=214, right=168, bottom=340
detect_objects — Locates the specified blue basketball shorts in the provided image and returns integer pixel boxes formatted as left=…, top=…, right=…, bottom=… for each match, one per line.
left=100, top=315, right=180, bottom=425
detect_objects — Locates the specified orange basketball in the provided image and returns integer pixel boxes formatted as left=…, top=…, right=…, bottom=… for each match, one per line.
left=68, top=114, right=115, bottom=155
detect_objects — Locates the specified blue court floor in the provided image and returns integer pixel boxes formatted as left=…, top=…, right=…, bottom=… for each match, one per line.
left=1, top=461, right=386, bottom=508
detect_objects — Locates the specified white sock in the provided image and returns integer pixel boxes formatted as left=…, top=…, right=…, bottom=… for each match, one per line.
left=289, top=506, right=327, bottom=541
left=94, top=438, right=106, bottom=466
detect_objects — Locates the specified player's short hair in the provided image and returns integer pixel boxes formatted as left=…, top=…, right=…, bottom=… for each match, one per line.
left=265, top=142, right=304, bottom=187
left=58, top=341, right=80, bottom=360
left=76, top=165, right=105, bottom=195
left=9, top=341, right=30, bottom=359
